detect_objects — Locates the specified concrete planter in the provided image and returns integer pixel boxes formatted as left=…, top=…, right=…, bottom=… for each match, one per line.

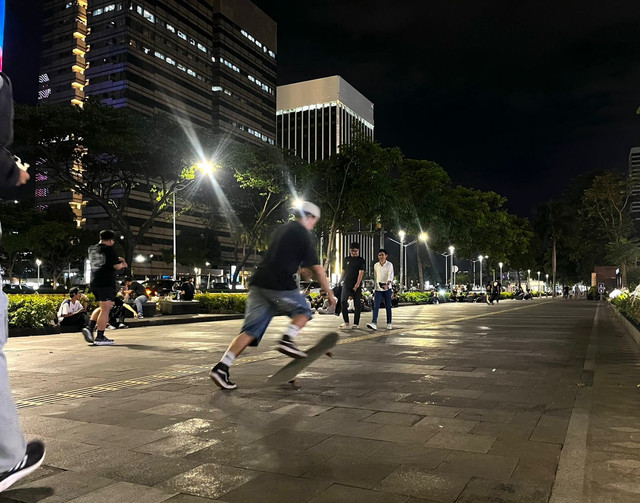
left=608, top=302, right=640, bottom=346
left=158, top=300, right=200, bottom=315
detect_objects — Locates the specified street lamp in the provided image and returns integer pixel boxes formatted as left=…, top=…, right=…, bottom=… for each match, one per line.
left=527, top=269, right=531, bottom=290
left=35, top=259, right=42, bottom=286
left=537, top=271, right=541, bottom=297
left=173, top=161, right=216, bottom=280
left=545, top=273, right=549, bottom=295
left=206, top=262, right=211, bottom=290
left=398, top=230, right=406, bottom=291
left=449, top=246, right=455, bottom=287
left=499, top=262, right=503, bottom=283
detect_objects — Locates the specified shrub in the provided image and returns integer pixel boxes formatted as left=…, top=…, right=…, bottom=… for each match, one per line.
left=610, top=293, right=640, bottom=328
left=7, top=293, right=98, bottom=329
left=195, top=293, right=247, bottom=313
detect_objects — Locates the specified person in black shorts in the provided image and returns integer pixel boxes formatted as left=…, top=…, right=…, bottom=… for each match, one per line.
left=209, top=201, right=336, bottom=390
left=339, top=242, right=366, bottom=329
left=82, top=230, right=128, bottom=346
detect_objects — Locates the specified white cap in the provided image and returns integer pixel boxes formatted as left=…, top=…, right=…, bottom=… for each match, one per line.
left=296, top=201, right=321, bottom=219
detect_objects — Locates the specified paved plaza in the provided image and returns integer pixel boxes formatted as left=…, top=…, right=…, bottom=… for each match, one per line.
left=2, top=299, right=640, bottom=502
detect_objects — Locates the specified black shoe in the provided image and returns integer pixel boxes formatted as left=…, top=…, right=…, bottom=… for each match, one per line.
left=82, top=327, right=94, bottom=343
left=0, top=441, right=46, bottom=493
left=209, top=363, right=237, bottom=390
left=93, top=336, right=114, bottom=346
left=278, top=335, right=307, bottom=358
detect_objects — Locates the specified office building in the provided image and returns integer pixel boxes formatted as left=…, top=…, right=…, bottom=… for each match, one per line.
left=629, top=147, right=640, bottom=228
left=276, top=75, right=374, bottom=163
left=36, top=0, right=277, bottom=278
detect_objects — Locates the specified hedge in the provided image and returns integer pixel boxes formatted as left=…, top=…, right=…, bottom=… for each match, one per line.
left=7, top=293, right=98, bottom=329
left=194, top=293, right=247, bottom=313
left=610, top=293, right=640, bottom=328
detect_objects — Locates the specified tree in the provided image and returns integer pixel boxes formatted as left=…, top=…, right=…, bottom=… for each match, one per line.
left=302, top=137, right=402, bottom=272
left=13, top=101, right=214, bottom=267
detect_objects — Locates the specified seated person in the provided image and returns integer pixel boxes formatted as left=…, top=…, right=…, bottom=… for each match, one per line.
left=57, top=287, right=89, bottom=330
left=180, top=277, right=195, bottom=301
left=87, top=294, right=138, bottom=331
left=124, top=277, right=149, bottom=318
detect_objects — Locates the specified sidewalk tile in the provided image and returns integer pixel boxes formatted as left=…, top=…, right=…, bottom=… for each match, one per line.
left=155, top=464, right=259, bottom=500
left=220, top=473, right=331, bottom=503
left=64, top=482, right=174, bottom=503
left=303, top=455, right=400, bottom=489
left=307, top=483, right=407, bottom=503
left=426, top=432, right=496, bottom=453
left=376, top=465, right=469, bottom=502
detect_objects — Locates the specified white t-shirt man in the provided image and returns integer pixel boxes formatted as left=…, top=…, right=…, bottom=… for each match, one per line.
left=373, top=260, right=394, bottom=291
left=57, top=298, right=85, bottom=323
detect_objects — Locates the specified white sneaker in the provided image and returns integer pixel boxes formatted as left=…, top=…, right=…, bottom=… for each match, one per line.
left=366, top=323, right=377, bottom=331
left=339, top=323, right=350, bottom=330
left=106, top=324, right=116, bottom=330
left=352, top=325, right=358, bottom=329
left=387, top=324, right=393, bottom=330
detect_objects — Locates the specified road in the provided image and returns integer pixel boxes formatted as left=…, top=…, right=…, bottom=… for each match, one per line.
left=2, top=298, right=640, bottom=502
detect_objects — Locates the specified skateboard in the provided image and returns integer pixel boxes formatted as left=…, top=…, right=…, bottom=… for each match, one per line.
left=266, top=331, right=339, bottom=386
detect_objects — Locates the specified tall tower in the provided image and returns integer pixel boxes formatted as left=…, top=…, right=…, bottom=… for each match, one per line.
left=276, top=76, right=374, bottom=163
left=629, top=147, right=640, bottom=228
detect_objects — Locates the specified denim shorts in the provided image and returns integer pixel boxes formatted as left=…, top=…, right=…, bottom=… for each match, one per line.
left=242, top=286, right=313, bottom=346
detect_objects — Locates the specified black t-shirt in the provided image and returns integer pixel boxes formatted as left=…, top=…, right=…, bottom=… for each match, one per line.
left=342, top=256, right=366, bottom=287
left=181, top=282, right=195, bottom=301
left=251, top=221, right=319, bottom=291
left=130, top=281, right=147, bottom=297
left=88, top=243, right=120, bottom=288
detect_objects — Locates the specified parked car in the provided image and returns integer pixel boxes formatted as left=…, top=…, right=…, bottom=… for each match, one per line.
left=142, top=279, right=178, bottom=298
left=3, top=284, right=36, bottom=294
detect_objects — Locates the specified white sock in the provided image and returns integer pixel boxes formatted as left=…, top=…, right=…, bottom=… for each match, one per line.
left=284, top=324, right=301, bottom=339
left=221, top=350, right=236, bottom=367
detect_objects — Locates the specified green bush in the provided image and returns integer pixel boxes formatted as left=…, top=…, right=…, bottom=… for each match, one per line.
left=194, top=293, right=247, bottom=313
left=610, top=293, right=640, bottom=327
left=7, top=293, right=98, bottom=329
left=399, top=291, right=449, bottom=303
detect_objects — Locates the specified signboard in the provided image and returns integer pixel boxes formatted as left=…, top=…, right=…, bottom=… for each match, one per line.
left=598, top=283, right=605, bottom=294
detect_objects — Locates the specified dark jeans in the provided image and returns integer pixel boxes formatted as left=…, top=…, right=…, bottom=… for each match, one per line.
left=341, top=285, right=362, bottom=325
left=60, top=312, right=88, bottom=329
left=372, top=290, right=392, bottom=324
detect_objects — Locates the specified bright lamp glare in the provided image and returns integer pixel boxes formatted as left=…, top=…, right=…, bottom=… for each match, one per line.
left=134, top=254, right=145, bottom=263
left=419, top=232, right=428, bottom=242
left=197, top=161, right=214, bottom=175
left=398, top=230, right=406, bottom=241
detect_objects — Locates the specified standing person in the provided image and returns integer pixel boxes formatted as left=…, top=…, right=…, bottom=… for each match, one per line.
left=367, top=249, right=394, bottom=331
left=491, top=280, right=502, bottom=304
left=82, top=230, right=128, bottom=346
left=339, top=242, right=365, bottom=329
left=124, top=277, right=148, bottom=318
left=209, top=201, right=336, bottom=390
left=57, top=287, right=89, bottom=330
left=0, top=71, right=46, bottom=493
left=180, top=277, right=195, bottom=301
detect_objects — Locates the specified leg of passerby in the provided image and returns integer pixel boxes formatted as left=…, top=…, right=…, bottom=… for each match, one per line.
left=94, top=301, right=114, bottom=346
left=0, top=290, right=45, bottom=492
left=339, top=287, right=351, bottom=329
left=82, top=307, right=101, bottom=343
left=383, top=290, right=393, bottom=329
left=367, top=291, right=382, bottom=330
left=352, top=287, right=362, bottom=328
left=134, top=295, right=147, bottom=318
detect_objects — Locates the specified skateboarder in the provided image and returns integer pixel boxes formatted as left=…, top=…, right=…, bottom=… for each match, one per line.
left=209, top=201, right=336, bottom=390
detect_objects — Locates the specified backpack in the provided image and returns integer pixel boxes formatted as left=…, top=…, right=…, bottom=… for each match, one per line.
left=57, top=299, right=71, bottom=323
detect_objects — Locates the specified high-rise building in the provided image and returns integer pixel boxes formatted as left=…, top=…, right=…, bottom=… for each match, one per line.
left=36, top=0, right=277, bottom=279
left=276, top=75, right=374, bottom=163
left=39, top=0, right=277, bottom=145
left=629, top=147, right=640, bottom=227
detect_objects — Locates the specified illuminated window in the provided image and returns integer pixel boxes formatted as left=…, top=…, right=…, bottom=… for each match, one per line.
left=177, top=64, right=186, bottom=71
left=187, top=69, right=196, bottom=77
left=93, top=8, right=103, bottom=16
left=154, top=51, right=165, bottom=60
left=212, top=86, right=222, bottom=91
left=197, top=43, right=207, bottom=53
left=166, top=57, right=175, bottom=65
left=166, top=24, right=175, bottom=33
left=104, top=4, right=115, bottom=12
left=143, top=9, right=154, bottom=22
left=177, top=31, right=187, bottom=41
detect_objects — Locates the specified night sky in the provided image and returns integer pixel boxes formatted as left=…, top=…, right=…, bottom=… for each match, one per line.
left=6, top=0, right=640, bottom=217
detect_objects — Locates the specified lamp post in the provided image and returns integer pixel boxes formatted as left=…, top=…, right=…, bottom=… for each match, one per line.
left=35, top=259, right=41, bottom=286
left=537, top=271, right=541, bottom=297
left=173, top=161, right=215, bottom=280
left=449, top=246, right=455, bottom=287
left=545, top=274, right=549, bottom=295
left=478, top=255, right=483, bottom=289
left=440, top=252, right=450, bottom=286
left=499, top=262, right=503, bottom=284
left=206, top=262, right=211, bottom=290
left=398, top=230, right=405, bottom=291
left=527, top=269, right=531, bottom=290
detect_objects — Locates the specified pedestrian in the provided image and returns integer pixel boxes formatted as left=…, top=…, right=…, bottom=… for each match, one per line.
left=0, top=70, right=46, bottom=493
left=339, top=242, right=365, bottom=329
left=57, top=287, right=89, bottom=330
left=491, top=280, right=502, bottom=304
left=209, top=201, right=336, bottom=390
left=124, top=277, right=149, bottom=318
left=82, top=230, right=128, bottom=346
left=367, top=249, right=394, bottom=331
left=180, top=277, right=195, bottom=301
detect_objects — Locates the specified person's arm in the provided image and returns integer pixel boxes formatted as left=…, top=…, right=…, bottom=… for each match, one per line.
left=354, top=269, right=364, bottom=290
left=311, top=265, right=336, bottom=306
left=114, top=256, right=128, bottom=270
left=122, top=303, right=138, bottom=317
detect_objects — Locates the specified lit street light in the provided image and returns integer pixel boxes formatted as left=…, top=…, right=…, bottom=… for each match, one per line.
left=478, top=255, right=484, bottom=289
left=206, top=262, right=211, bottom=290
left=499, top=262, right=503, bottom=283
left=537, top=271, right=541, bottom=297
left=389, top=230, right=427, bottom=292
left=398, top=230, right=405, bottom=291
left=545, top=273, right=549, bottom=295
left=35, top=259, right=42, bottom=287
left=527, top=269, right=531, bottom=290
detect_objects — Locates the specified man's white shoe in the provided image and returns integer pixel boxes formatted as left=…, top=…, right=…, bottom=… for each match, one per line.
left=366, top=323, right=377, bottom=331
left=339, top=323, right=350, bottom=330
left=387, top=324, right=393, bottom=330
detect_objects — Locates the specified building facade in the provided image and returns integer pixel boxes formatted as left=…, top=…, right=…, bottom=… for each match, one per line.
left=276, top=75, right=374, bottom=163
left=36, top=0, right=278, bottom=279
left=630, top=147, right=640, bottom=230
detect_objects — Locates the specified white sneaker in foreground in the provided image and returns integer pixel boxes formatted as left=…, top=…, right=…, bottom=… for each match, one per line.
left=366, top=323, right=377, bottom=331
left=387, top=324, right=393, bottom=330
left=339, top=323, right=350, bottom=330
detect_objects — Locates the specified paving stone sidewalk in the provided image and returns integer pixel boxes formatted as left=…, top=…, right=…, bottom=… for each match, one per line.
left=1, top=298, right=638, bottom=502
